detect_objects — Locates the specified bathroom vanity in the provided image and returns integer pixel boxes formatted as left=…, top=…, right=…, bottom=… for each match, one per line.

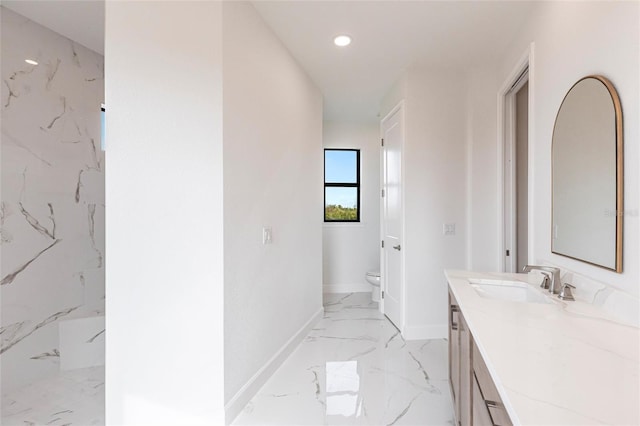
left=449, top=289, right=511, bottom=426
left=446, top=270, right=639, bottom=426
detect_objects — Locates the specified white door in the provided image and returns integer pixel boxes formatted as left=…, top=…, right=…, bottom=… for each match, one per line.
left=381, top=104, right=404, bottom=330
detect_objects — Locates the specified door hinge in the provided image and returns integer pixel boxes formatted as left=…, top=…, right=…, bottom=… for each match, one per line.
left=381, top=138, right=384, bottom=147
left=506, top=249, right=510, bottom=256
left=381, top=240, right=385, bottom=248
left=382, top=291, right=385, bottom=299
left=381, top=189, right=385, bottom=197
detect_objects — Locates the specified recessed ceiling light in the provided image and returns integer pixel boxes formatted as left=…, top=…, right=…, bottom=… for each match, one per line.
left=25, top=59, right=38, bottom=65
left=334, top=35, right=352, bottom=47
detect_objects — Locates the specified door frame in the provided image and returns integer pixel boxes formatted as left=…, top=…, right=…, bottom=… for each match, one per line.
left=379, top=100, right=406, bottom=331
left=504, top=72, right=529, bottom=273
left=497, top=43, right=535, bottom=272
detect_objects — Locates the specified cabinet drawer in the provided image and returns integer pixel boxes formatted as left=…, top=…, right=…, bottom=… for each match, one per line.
left=472, top=374, right=493, bottom=426
left=472, top=343, right=512, bottom=426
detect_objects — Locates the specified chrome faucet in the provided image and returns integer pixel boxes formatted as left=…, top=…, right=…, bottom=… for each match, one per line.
left=539, top=271, right=552, bottom=290
left=522, top=265, right=562, bottom=294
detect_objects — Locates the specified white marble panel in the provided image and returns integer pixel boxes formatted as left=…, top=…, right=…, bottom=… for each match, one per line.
left=1, top=6, right=105, bottom=392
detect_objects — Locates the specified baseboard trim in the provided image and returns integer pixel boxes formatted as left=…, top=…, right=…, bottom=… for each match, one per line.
left=224, top=307, right=324, bottom=424
left=402, top=323, right=447, bottom=340
left=323, top=283, right=371, bottom=294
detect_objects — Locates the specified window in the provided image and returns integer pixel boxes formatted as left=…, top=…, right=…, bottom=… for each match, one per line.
left=324, top=149, right=360, bottom=222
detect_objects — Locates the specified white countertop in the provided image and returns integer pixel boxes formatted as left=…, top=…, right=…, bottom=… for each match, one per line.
left=446, top=270, right=640, bottom=426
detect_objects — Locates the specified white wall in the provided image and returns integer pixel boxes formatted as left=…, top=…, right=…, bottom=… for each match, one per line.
left=380, top=65, right=468, bottom=340
left=106, top=2, right=322, bottom=423
left=322, top=121, right=380, bottom=294
left=222, top=0, right=323, bottom=419
left=105, top=2, right=225, bottom=424
left=465, top=64, right=500, bottom=271
left=1, top=7, right=104, bottom=392
left=469, top=2, right=639, bottom=298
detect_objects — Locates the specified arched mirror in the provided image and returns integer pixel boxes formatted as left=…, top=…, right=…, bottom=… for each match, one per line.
left=552, top=75, right=623, bottom=272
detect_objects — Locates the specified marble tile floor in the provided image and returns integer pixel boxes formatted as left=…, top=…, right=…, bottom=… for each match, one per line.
left=1, top=366, right=104, bottom=426
left=233, top=292, right=455, bottom=426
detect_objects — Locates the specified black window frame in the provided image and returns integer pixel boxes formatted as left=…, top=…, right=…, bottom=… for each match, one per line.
left=324, top=148, right=361, bottom=223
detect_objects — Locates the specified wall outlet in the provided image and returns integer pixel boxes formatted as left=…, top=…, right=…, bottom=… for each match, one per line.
left=262, top=227, right=273, bottom=244
left=443, top=223, right=456, bottom=236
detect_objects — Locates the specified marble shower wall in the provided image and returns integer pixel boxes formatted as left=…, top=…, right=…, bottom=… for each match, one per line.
left=1, top=8, right=105, bottom=392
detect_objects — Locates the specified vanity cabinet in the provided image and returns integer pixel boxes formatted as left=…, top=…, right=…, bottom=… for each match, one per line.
left=449, top=291, right=460, bottom=414
left=449, top=289, right=512, bottom=426
left=472, top=343, right=512, bottom=426
left=449, top=290, right=471, bottom=426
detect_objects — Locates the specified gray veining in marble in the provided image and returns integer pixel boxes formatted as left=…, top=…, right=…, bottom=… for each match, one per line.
left=30, top=349, right=60, bottom=361
left=1, top=239, right=61, bottom=286
left=1, top=306, right=79, bottom=355
left=18, top=201, right=55, bottom=239
left=85, top=329, right=104, bottom=344
left=233, top=292, right=454, bottom=426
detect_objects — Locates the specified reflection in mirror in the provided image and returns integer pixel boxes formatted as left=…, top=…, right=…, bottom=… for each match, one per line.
left=552, top=75, right=623, bottom=272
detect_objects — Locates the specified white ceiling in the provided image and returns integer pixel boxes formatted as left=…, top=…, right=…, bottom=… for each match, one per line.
left=2, top=0, right=104, bottom=55
left=1, top=1, right=537, bottom=121
left=252, top=1, right=537, bottom=121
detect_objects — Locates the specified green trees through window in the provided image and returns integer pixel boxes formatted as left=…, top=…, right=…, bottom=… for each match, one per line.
left=325, top=204, right=358, bottom=220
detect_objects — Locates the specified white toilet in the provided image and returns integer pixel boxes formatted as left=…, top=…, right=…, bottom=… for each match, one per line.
left=365, top=271, right=381, bottom=302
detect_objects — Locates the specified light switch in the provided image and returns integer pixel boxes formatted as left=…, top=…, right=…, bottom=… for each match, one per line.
left=263, top=227, right=273, bottom=244
left=443, top=223, right=456, bottom=236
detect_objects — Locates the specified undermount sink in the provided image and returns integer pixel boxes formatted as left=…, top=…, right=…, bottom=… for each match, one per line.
left=468, top=279, right=553, bottom=304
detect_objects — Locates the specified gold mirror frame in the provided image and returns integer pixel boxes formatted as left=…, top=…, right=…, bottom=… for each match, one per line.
left=551, top=75, right=623, bottom=272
